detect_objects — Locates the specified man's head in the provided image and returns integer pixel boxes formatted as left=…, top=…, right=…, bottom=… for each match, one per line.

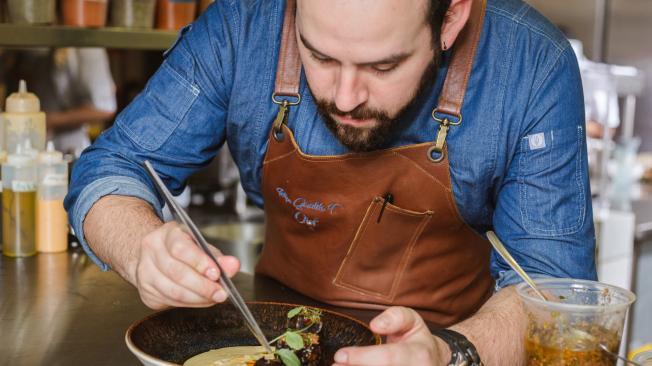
left=296, top=0, right=472, bottom=152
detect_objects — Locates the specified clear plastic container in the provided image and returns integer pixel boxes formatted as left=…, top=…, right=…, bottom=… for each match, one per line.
left=36, top=142, right=68, bottom=253
left=517, top=278, right=636, bottom=366
left=62, top=0, right=109, bottom=28
left=2, top=145, right=37, bottom=258
left=2, top=80, right=46, bottom=154
left=111, top=0, right=156, bottom=29
left=156, top=0, right=196, bottom=31
left=7, top=0, right=56, bottom=24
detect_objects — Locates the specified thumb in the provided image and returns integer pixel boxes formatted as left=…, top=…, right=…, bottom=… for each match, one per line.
left=369, top=307, right=425, bottom=339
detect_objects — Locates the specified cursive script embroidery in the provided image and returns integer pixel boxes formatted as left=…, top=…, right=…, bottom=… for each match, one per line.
left=275, top=187, right=342, bottom=228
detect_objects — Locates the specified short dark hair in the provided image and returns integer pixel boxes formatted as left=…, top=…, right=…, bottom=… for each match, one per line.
left=426, top=0, right=451, bottom=50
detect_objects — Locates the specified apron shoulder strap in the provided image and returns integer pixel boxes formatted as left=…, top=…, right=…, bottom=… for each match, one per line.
left=436, top=0, right=487, bottom=120
left=273, top=0, right=301, bottom=101
left=272, top=0, right=487, bottom=115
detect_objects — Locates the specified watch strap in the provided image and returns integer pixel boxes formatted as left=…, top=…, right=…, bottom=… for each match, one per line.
left=431, top=328, right=483, bottom=366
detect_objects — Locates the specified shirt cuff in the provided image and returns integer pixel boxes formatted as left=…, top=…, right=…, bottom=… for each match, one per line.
left=71, top=176, right=163, bottom=271
left=494, top=270, right=554, bottom=291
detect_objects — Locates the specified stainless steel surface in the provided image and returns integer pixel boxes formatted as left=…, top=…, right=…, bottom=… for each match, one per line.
left=0, top=250, right=381, bottom=366
left=144, top=161, right=272, bottom=354
left=0, top=251, right=152, bottom=365
left=200, top=221, right=264, bottom=275
left=0, top=24, right=176, bottom=50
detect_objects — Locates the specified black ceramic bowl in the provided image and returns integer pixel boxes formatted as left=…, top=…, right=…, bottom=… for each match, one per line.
left=126, top=301, right=381, bottom=366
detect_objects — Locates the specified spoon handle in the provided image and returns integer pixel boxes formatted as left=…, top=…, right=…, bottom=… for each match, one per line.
left=486, top=231, right=548, bottom=301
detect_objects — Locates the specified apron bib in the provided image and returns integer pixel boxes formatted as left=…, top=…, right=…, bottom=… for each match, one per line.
left=256, top=0, right=492, bottom=327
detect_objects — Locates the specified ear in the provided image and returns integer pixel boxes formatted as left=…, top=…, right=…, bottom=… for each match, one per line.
left=440, top=0, right=473, bottom=50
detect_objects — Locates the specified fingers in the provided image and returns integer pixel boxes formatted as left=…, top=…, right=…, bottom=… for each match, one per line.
left=334, top=342, right=437, bottom=366
left=333, top=307, right=438, bottom=365
left=135, top=222, right=241, bottom=309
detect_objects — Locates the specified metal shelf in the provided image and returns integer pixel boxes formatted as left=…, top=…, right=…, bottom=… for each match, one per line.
left=0, top=24, right=177, bottom=50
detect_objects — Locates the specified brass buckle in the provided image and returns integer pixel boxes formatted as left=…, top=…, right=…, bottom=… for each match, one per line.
left=428, top=109, right=462, bottom=163
left=272, top=92, right=301, bottom=106
left=272, top=100, right=290, bottom=142
left=428, top=145, right=446, bottom=163
left=432, top=109, right=462, bottom=126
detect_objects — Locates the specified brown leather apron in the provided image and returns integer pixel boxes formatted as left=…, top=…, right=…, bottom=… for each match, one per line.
left=256, top=0, right=493, bottom=327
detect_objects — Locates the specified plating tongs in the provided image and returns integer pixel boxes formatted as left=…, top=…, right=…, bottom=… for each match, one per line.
left=143, top=160, right=273, bottom=354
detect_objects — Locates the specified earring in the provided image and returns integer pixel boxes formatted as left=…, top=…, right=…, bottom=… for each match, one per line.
left=443, top=41, right=447, bottom=51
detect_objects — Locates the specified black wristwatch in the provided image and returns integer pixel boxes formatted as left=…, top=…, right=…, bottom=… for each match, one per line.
left=431, top=328, right=483, bottom=366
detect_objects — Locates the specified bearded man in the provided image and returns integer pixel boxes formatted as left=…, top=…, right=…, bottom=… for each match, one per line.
left=66, top=0, right=596, bottom=364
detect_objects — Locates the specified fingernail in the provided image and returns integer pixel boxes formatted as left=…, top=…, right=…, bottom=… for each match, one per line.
left=206, top=268, right=219, bottom=281
left=334, top=351, right=348, bottom=363
left=212, top=290, right=227, bottom=303
left=372, top=316, right=389, bottom=329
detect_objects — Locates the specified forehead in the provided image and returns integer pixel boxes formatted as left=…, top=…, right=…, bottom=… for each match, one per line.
left=296, top=0, right=431, bottom=61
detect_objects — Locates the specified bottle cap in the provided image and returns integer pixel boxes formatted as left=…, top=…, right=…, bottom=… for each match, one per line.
left=38, top=141, right=64, bottom=165
left=5, top=80, right=41, bottom=113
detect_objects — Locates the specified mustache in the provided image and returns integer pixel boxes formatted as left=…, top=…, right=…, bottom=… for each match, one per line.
left=316, top=100, right=391, bottom=122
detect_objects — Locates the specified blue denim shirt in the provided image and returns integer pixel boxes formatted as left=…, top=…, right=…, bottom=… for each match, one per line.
left=65, top=0, right=597, bottom=289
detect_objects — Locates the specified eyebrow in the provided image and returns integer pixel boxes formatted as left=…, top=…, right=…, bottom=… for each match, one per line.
left=299, top=32, right=412, bottom=67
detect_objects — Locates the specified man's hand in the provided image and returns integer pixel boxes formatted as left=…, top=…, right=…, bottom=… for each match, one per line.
left=333, top=307, right=449, bottom=366
left=135, top=222, right=240, bottom=309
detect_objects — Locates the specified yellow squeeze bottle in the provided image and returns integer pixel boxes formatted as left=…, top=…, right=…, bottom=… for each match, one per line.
left=2, top=80, right=46, bottom=154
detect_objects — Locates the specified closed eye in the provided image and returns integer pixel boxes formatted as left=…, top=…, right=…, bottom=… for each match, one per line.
left=371, top=63, right=399, bottom=74
left=310, top=52, right=335, bottom=64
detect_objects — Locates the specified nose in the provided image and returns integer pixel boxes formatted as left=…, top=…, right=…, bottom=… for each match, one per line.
left=333, top=67, right=368, bottom=113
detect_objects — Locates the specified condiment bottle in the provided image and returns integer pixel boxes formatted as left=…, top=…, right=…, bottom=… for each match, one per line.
left=157, top=0, right=197, bottom=31
left=62, top=0, right=109, bottom=28
left=2, top=145, right=37, bottom=257
left=111, top=0, right=157, bottom=29
left=2, top=80, right=46, bottom=154
left=7, top=0, right=56, bottom=24
left=36, top=142, right=68, bottom=253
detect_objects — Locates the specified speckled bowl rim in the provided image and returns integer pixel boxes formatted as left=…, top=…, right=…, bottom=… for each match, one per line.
left=125, top=301, right=382, bottom=366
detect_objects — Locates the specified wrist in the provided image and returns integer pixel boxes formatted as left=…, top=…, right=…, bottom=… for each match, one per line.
left=433, top=333, right=452, bottom=364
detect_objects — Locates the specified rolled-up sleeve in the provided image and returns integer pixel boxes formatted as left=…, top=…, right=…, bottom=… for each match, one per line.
left=64, top=2, right=238, bottom=269
left=491, top=45, right=597, bottom=289
left=70, top=176, right=163, bottom=270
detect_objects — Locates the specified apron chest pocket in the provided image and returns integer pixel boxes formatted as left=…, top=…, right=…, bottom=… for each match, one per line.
left=333, top=196, right=433, bottom=301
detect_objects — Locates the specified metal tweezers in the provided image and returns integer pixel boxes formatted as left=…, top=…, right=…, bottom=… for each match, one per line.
left=143, top=160, right=273, bottom=354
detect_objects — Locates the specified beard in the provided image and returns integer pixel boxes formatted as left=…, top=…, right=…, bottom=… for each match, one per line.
left=311, top=58, right=440, bottom=153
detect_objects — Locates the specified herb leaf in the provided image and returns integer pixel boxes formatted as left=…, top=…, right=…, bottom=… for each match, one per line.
left=287, top=306, right=304, bottom=319
left=276, top=348, right=301, bottom=366
left=284, top=331, right=305, bottom=350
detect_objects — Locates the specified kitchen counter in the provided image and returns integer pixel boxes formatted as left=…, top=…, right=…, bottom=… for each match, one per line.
left=0, top=250, right=379, bottom=366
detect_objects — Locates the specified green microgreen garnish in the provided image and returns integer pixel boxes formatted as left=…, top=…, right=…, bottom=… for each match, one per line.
left=270, top=307, right=323, bottom=366
left=276, top=348, right=301, bottom=366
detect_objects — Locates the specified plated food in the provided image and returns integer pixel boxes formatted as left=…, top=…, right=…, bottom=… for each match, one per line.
left=185, top=306, right=323, bottom=366
left=126, top=302, right=380, bottom=366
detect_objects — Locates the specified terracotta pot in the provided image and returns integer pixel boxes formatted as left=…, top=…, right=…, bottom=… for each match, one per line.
left=156, top=0, right=196, bottom=31
left=61, top=0, right=108, bottom=28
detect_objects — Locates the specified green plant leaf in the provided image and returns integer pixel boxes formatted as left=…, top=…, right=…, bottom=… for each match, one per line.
left=284, top=331, right=305, bottom=350
left=287, top=306, right=304, bottom=319
left=276, top=348, right=301, bottom=366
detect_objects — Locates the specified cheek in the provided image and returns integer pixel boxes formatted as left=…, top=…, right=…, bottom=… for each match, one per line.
left=303, top=62, right=334, bottom=100
left=367, top=75, right=421, bottom=115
